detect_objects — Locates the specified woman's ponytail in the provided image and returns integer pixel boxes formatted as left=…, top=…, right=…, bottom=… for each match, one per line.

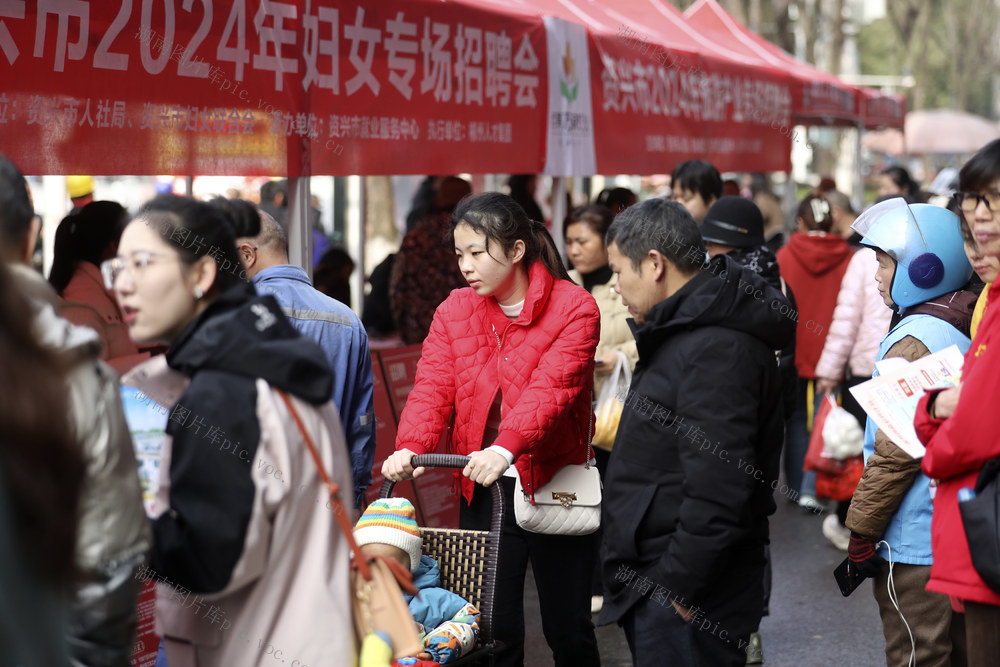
left=47, top=215, right=77, bottom=295
left=529, top=219, right=571, bottom=281
left=48, top=201, right=128, bottom=295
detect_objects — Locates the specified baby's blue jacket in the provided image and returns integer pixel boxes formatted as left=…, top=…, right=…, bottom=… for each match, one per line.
left=404, top=555, right=471, bottom=628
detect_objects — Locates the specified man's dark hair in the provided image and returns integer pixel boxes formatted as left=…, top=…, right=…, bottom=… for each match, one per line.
left=606, top=198, right=705, bottom=274
left=671, top=159, right=722, bottom=204
left=0, top=154, right=33, bottom=251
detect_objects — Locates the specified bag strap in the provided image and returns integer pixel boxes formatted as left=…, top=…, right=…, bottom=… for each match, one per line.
left=275, top=389, right=373, bottom=581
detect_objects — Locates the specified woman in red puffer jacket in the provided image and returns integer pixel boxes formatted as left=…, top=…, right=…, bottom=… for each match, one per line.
left=383, top=192, right=601, bottom=667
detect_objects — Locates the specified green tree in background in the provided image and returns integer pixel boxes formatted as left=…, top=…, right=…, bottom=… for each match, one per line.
left=672, top=0, right=999, bottom=118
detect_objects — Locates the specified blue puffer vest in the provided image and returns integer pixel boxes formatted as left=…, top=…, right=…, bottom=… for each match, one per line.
left=865, top=314, right=970, bottom=564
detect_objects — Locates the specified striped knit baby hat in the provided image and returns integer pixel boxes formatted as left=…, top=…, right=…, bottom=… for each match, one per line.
left=354, top=497, right=422, bottom=572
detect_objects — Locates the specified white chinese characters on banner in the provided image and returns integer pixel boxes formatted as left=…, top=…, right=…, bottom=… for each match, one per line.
left=140, top=104, right=255, bottom=134
left=327, top=115, right=420, bottom=141
left=599, top=54, right=792, bottom=128
left=18, top=1, right=541, bottom=108
left=26, top=95, right=128, bottom=129
left=645, top=134, right=764, bottom=156
left=254, top=0, right=299, bottom=91
left=0, top=0, right=25, bottom=65
left=0, top=93, right=11, bottom=123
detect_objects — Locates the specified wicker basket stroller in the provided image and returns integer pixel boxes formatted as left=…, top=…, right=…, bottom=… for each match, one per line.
left=379, top=454, right=503, bottom=665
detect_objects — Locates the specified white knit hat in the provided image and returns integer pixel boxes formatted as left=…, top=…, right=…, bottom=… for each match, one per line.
left=354, top=498, right=422, bottom=572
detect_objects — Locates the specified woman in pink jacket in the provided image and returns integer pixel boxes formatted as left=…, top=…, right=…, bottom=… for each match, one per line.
left=382, top=192, right=602, bottom=667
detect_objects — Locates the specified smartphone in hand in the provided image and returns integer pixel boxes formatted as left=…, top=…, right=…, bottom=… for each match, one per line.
left=833, top=557, right=867, bottom=597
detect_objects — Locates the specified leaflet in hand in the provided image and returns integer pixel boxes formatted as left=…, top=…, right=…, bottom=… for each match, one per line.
left=848, top=344, right=965, bottom=458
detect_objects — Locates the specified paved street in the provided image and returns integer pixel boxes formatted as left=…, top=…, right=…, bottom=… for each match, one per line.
left=524, top=496, right=887, bottom=666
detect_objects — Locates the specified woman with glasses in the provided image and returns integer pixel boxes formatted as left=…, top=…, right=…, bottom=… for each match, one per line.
left=106, top=195, right=354, bottom=667
left=915, top=138, right=1000, bottom=666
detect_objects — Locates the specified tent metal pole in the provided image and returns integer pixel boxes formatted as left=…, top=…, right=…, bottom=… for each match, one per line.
left=854, top=122, right=865, bottom=212
left=551, top=176, right=566, bottom=257
left=287, top=177, right=313, bottom=278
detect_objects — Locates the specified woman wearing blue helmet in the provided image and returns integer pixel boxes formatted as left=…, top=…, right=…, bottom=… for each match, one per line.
left=844, top=198, right=974, bottom=666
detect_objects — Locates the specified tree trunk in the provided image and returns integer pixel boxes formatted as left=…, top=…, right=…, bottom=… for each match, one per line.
left=773, top=0, right=795, bottom=54
left=828, top=0, right=845, bottom=74
left=749, top=0, right=762, bottom=33
left=802, top=0, right=820, bottom=65
left=911, top=3, right=932, bottom=110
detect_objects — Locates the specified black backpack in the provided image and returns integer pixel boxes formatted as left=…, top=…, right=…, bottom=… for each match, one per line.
left=959, top=457, right=1000, bottom=594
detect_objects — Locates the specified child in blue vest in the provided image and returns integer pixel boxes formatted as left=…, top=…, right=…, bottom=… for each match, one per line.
left=844, top=199, right=975, bottom=665
left=355, top=498, right=480, bottom=664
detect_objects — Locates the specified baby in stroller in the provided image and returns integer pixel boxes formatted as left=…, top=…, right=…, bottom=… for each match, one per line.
left=355, top=498, right=481, bottom=664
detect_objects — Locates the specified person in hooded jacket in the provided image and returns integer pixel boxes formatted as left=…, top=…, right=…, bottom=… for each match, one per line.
left=107, top=195, right=353, bottom=666
left=382, top=192, right=602, bottom=667
left=598, top=198, right=795, bottom=666
left=700, top=196, right=798, bottom=664
left=845, top=199, right=974, bottom=667
left=915, top=139, right=1000, bottom=666
left=777, top=193, right=854, bottom=509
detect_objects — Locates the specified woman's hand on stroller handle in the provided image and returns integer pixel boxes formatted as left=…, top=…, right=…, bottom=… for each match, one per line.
left=463, top=449, right=509, bottom=487
left=381, top=448, right=426, bottom=481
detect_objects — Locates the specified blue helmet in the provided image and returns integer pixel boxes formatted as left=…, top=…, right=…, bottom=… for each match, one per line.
left=851, top=198, right=972, bottom=309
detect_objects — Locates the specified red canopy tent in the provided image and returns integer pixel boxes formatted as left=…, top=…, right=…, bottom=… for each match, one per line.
left=501, top=0, right=794, bottom=173
left=2, top=1, right=554, bottom=177
left=683, top=0, right=905, bottom=130
left=861, top=88, right=907, bottom=131
left=684, top=0, right=860, bottom=127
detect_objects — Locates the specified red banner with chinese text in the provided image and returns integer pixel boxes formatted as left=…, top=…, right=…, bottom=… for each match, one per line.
left=590, top=32, right=793, bottom=174
left=310, top=1, right=547, bottom=176
left=0, top=0, right=547, bottom=177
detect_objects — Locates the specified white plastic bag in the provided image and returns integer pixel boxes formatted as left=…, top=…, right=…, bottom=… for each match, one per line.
left=821, top=402, right=864, bottom=460
left=592, top=351, right=632, bottom=450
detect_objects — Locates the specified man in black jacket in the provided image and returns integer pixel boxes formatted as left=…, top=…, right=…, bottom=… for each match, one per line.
left=598, top=198, right=795, bottom=666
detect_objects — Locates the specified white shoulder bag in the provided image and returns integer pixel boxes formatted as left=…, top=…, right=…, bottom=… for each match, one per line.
left=512, top=410, right=602, bottom=536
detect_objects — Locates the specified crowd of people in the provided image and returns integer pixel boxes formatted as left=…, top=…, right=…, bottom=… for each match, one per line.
left=4, top=147, right=1000, bottom=667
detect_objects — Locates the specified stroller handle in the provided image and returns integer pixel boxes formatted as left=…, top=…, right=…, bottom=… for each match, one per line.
left=377, top=453, right=505, bottom=537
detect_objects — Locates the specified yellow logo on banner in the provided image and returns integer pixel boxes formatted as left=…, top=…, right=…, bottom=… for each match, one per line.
left=561, top=42, right=578, bottom=103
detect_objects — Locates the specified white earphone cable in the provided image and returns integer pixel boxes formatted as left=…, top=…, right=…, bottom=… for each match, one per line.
left=877, top=540, right=916, bottom=667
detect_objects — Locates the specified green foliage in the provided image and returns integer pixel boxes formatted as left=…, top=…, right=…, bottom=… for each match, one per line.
left=857, top=18, right=900, bottom=77
left=859, top=8, right=995, bottom=117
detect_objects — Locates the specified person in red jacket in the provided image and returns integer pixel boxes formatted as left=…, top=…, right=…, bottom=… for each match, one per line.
left=777, top=193, right=853, bottom=509
left=382, top=192, right=602, bottom=667
left=915, top=138, right=1000, bottom=667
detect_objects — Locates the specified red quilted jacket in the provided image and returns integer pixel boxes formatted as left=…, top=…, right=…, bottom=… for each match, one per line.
left=916, top=280, right=1000, bottom=606
left=395, top=261, right=600, bottom=504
